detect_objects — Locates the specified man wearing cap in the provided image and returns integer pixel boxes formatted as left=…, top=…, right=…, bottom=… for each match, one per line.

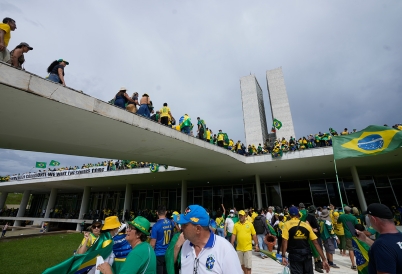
left=337, top=205, right=358, bottom=270
left=0, top=17, right=16, bottom=62
left=356, top=203, right=402, bottom=274
left=150, top=205, right=174, bottom=274
left=175, top=205, right=242, bottom=274
left=231, top=210, right=260, bottom=274
left=281, top=206, right=330, bottom=274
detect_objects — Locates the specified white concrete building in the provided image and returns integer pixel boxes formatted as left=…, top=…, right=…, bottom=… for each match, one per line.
left=240, top=75, right=269, bottom=147
left=266, top=67, right=296, bottom=141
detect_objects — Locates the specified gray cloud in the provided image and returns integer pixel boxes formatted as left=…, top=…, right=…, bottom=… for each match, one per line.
left=1, top=0, right=401, bottom=174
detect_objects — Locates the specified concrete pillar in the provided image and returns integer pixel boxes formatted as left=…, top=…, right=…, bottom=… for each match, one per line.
left=45, top=188, right=58, bottom=218
left=123, top=184, right=132, bottom=221
left=181, top=180, right=187, bottom=213
left=0, top=191, right=8, bottom=210
left=14, top=190, right=30, bottom=227
left=255, top=175, right=263, bottom=209
left=351, top=166, right=367, bottom=212
left=76, top=186, right=91, bottom=231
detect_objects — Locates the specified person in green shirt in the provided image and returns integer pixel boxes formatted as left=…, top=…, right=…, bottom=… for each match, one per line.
left=299, top=203, right=308, bottom=222
left=337, top=206, right=358, bottom=271
left=97, top=216, right=156, bottom=274
left=318, top=209, right=340, bottom=268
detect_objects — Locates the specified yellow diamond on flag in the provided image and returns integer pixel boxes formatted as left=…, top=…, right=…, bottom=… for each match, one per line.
left=341, top=129, right=398, bottom=155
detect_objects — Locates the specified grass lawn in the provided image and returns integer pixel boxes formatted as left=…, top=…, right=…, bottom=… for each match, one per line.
left=0, top=233, right=83, bottom=274
left=4, top=192, right=23, bottom=205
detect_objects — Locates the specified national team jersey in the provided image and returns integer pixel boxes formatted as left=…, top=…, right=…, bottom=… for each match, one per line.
left=151, top=218, right=174, bottom=256
left=181, top=231, right=243, bottom=274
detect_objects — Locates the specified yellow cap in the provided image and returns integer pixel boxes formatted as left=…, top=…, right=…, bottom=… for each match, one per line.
left=239, top=210, right=246, bottom=215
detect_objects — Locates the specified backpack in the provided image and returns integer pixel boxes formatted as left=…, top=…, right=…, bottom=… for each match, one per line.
left=253, top=216, right=265, bottom=235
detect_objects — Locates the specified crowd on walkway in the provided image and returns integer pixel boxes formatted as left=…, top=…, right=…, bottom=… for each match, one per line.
left=36, top=201, right=402, bottom=274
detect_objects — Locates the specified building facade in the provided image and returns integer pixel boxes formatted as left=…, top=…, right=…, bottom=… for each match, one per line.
left=266, top=67, right=296, bottom=141
left=240, top=75, right=269, bottom=146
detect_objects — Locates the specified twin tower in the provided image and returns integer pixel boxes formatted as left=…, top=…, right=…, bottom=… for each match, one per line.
left=240, top=67, right=295, bottom=147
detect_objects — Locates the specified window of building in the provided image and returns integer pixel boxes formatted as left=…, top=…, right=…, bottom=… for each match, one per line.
left=265, top=183, right=282, bottom=207
left=280, top=180, right=311, bottom=207
left=309, top=179, right=329, bottom=207
left=389, top=178, right=402, bottom=206
left=326, top=179, right=347, bottom=207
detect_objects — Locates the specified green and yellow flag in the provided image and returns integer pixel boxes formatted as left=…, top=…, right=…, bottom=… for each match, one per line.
left=49, top=160, right=61, bottom=166
left=36, top=162, right=47, bottom=168
left=332, top=125, right=402, bottom=160
left=42, top=232, right=113, bottom=274
left=273, top=119, right=282, bottom=130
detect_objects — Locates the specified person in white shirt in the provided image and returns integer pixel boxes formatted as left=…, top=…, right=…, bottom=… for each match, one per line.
left=174, top=205, right=243, bottom=274
left=224, top=209, right=235, bottom=241
left=266, top=207, right=274, bottom=223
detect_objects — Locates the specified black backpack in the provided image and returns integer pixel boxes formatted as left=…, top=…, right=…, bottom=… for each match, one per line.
left=253, top=216, right=265, bottom=234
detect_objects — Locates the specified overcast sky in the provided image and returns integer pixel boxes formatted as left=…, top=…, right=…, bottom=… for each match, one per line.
left=1, top=0, right=401, bottom=175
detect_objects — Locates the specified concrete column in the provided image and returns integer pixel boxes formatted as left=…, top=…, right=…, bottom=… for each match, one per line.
left=45, top=188, right=58, bottom=218
left=0, top=191, right=8, bottom=210
left=255, top=175, right=263, bottom=209
left=181, top=180, right=187, bottom=213
left=123, top=184, right=132, bottom=221
left=14, top=190, right=30, bottom=227
left=351, top=166, right=367, bottom=212
left=76, top=186, right=91, bottom=231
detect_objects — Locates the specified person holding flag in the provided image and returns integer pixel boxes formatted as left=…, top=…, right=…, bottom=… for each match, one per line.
left=196, top=117, right=206, bottom=140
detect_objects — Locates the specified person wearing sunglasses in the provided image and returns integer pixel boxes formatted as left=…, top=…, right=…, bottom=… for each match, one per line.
left=97, top=216, right=156, bottom=274
left=76, top=219, right=102, bottom=254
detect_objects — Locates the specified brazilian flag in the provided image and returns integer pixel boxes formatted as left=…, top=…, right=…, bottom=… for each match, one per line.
left=352, top=237, right=369, bottom=274
left=179, top=115, right=191, bottom=130
left=273, top=119, right=282, bottom=130
left=332, top=125, right=402, bottom=160
left=42, top=232, right=113, bottom=274
left=36, top=162, right=47, bottom=168
left=49, top=160, right=61, bottom=166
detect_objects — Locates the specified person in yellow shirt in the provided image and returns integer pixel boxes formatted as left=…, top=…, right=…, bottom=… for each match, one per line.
left=0, top=17, right=17, bottom=62
left=217, top=130, right=224, bottom=147
left=332, top=211, right=346, bottom=256
left=76, top=219, right=102, bottom=254
left=250, top=208, right=258, bottom=222
left=281, top=206, right=329, bottom=274
left=231, top=210, right=259, bottom=274
left=341, top=128, right=349, bottom=135
left=158, top=103, right=172, bottom=126
left=205, top=127, right=211, bottom=142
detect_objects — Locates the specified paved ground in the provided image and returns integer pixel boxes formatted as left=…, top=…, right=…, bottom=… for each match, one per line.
left=246, top=251, right=357, bottom=274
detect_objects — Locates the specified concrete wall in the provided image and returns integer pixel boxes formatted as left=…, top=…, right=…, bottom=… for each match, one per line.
left=240, top=75, right=269, bottom=146
left=266, top=67, right=296, bottom=141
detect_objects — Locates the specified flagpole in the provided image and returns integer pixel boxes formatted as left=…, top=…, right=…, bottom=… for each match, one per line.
left=332, top=158, right=345, bottom=213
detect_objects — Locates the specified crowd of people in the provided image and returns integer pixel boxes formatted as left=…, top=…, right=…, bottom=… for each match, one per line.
left=0, top=160, right=165, bottom=183
left=35, top=202, right=402, bottom=274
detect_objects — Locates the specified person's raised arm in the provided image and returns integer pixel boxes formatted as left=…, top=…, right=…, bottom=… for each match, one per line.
left=221, top=204, right=226, bottom=215
left=124, top=92, right=136, bottom=103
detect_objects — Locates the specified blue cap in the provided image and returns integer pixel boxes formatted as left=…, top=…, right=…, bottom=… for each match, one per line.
left=173, top=205, right=209, bottom=227
left=289, top=206, right=299, bottom=216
